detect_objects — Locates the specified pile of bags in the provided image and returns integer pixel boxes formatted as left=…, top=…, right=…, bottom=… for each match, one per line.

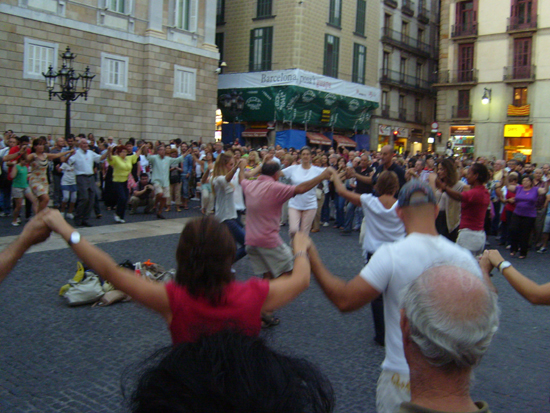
left=59, top=260, right=175, bottom=307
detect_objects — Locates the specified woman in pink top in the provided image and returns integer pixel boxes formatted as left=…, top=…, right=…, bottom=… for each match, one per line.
left=42, top=211, right=314, bottom=343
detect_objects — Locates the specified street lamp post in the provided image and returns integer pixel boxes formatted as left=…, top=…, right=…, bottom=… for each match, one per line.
left=42, top=46, right=95, bottom=140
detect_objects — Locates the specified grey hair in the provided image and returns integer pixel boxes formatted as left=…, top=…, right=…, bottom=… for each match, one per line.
left=401, top=264, right=499, bottom=370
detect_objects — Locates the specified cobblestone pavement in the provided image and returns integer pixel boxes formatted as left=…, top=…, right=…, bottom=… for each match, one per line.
left=0, top=209, right=549, bottom=412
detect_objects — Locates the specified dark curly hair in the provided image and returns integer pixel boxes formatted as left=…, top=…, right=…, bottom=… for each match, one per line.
left=175, top=216, right=236, bottom=305
left=126, top=330, right=335, bottom=413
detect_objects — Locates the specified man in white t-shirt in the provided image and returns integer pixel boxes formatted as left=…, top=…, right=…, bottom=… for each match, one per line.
left=308, top=180, right=491, bottom=413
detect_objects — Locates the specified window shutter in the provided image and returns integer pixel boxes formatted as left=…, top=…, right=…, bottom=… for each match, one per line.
left=189, top=0, right=198, bottom=32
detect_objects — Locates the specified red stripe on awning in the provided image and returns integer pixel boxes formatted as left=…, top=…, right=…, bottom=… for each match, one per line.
left=306, top=132, right=332, bottom=146
left=333, top=135, right=357, bottom=147
left=242, top=129, right=268, bottom=138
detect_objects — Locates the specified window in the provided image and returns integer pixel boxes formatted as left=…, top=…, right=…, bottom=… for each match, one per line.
left=215, top=33, right=224, bottom=66
left=352, top=44, right=367, bottom=84
left=249, top=27, right=273, bottom=72
left=328, top=0, right=342, bottom=27
left=382, top=51, right=390, bottom=74
left=513, top=87, right=528, bottom=106
left=400, top=57, right=407, bottom=81
left=457, top=90, right=470, bottom=117
left=323, top=34, right=340, bottom=77
left=457, top=43, right=474, bottom=81
left=455, top=0, right=477, bottom=35
left=100, top=52, right=129, bottom=92
left=416, top=62, right=423, bottom=79
left=23, top=38, right=58, bottom=80
left=384, top=13, right=392, bottom=30
left=417, top=28, right=424, bottom=43
left=216, top=0, right=225, bottom=24
left=513, top=37, right=532, bottom=78
left=106, top=0, right=127, bottom=13
left=257, top=0, right=272, bottom=17
left=355, top=0, right=367, bottom=35
left=382, top=91, right=388, bottom=106
left=174, top=65, right=196, bottom=100
left=174, top=0, right=197, bottom=31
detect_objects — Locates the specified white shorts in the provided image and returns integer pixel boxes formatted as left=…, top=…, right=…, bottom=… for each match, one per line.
left=457, top=228, right=486, bottom=257
left=376, top=370, right=410, bottom=413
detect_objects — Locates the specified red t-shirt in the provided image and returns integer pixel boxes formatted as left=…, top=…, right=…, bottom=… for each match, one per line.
left=7, top=146, right=31, bottom=180
left=460, top=185, right=490, bottom=231
left=165, top=278, right=269, bottom=344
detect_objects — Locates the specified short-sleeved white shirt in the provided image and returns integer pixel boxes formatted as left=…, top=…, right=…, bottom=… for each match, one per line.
left=282, top=165, right=324, bottom=210
left=212, top=175, right=237, bottom=222
left=359, top=233, right=482, bottom=375
left=360, top=194, right=405, bottom=255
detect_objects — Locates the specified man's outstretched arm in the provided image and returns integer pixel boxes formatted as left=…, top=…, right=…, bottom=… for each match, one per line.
left=309, top=242, right=380, bottom=312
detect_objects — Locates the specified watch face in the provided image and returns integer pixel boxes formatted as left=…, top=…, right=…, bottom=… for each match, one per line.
left=70, top=232, right=81, bottom=245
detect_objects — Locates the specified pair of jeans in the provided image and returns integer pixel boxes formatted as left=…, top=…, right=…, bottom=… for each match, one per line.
left=75, top=175, right=97, bottom=224
left=114, top=181, right=129, bottom=219
left=344, top=202, right=360, bottom=231
left=223, top=218, right=247, bottom=262
left=334, top=194, right=346, bottom=227
left=321, top=192, right=332, bottom=222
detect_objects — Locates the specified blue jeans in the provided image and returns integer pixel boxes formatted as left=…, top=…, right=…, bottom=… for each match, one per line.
left=344, top=202, right=362, bottom=231
left=223, top=218, right=247, bottom=262
left=114, top=181, right=129, bottom=219
left=0, top=182, right=11, bottom=214
left=334, top=194, right=346, bottom=227
left=321, top=192, right=331, bottom=222
left=181, top=174, right=190, bottom=199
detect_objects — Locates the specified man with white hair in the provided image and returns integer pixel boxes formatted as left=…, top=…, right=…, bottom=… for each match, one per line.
left=308, top=180, right=489, bottom=413
left=398, top=265, right=498, bottom=412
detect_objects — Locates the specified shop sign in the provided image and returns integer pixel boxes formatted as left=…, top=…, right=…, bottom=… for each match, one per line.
left=379, top=124, right=391, bottom=136
left=504, top=124, right=533, bottom=138
left=450, top=125, right=475, bottom=136
left=397, top=128, right=410, bottom=138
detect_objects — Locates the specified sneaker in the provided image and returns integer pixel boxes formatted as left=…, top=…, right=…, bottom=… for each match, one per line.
left=16, top=217, right=21, bottom=224
left=0, top=212, right=8, bottom=217
left=190, top=197, right=200, bottom=201
left=114, top=215, right=125, bottom=223
left=506, top=245, right=511, bottom=250
left=537, top=247, right=547, bottom=254
left=322, top=222, right=329, bottom=227
left=66, top=213, right=74, bottom=219
left=11, top=221, right=20, bottom=226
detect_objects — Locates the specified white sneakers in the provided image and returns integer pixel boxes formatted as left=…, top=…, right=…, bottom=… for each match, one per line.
left=114, top=215, right=126, bottom=223
left=65, top=213, right=74, bottom=219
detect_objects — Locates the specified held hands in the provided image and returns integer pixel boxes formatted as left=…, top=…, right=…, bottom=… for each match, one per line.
left=19, top=208, right=52, bottom=247
left=292, top=232, right=311, bottom=253
left=42, top=208, right=72, bottom=234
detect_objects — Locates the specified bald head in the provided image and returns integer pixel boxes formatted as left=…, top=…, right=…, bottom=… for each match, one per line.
left=401, top=265, right=499, bottom=369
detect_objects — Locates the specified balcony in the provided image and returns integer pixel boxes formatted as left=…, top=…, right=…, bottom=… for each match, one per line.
left=451, top=23, right=478, bottom=39
left=384, top=0, right=398, bottom=8
left=381, top=27, right=432, bottom=57
left=434, top=69, right=478, bottom=85
left=381, top=104, right=390, bottom=118
left=418, top=6, right=430, bottom=24
left=398, top=108, right=407, bottom=121
left=379, top=68, right=434, bottom=94
left=452, top=105, right=472, bottom=120
left=414, top=111, right=424, bottom=124
left=402, top=0, right=415, bottom=16
left=507, top=15, right=537, bottom=32
left=503, top=65, right=536, bottom=83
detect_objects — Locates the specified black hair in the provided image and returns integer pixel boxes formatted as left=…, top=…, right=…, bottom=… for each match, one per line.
left=174, top=138, right=182, bottom=145
left=125, top=330, right=334, bottom=413
left=18, top=135, right=30, bottom=143
left=140, top=173, right=149, bottom=178
left=261, top=161, right=280, bottom=176
left=470, top=162, right=489, bottom=184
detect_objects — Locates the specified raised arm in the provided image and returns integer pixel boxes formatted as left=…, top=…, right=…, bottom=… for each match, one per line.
left=47, top=148, right=74, bottom=161
left=308, top=242, right=380, bottom=312
left=294, top=168, right=332, bottom=195
left=261, top=232, right=311, bottom=313
left=225, top=158, right=246, bottom=182
left=352, top=167, right=375, bottom=185
left=0, top=209, right=51, bottom=284
left=332, top=168, right=361, bottom=206
left=42, top=209, right=171, bottom=318
left=485, top=249, right=550, bottom=305
left=244, top=163, right=262, bottom=179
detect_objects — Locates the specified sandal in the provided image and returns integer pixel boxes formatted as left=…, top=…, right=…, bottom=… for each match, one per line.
left=261, top=315, right=280, bottom=328
left=518, top=255, right=526, bottom=259
left=510, top=252, right=516, bottom=257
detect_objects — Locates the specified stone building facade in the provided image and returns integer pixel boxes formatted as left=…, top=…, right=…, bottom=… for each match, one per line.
left=0, top=0, right=219, bottom=142
left=435, top=0, right=550, bottom=163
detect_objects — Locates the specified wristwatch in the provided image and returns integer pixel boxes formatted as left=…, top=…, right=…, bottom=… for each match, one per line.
left=497, top=260, right=512, bottom=274
left=68, top=231, right=81, bottom=246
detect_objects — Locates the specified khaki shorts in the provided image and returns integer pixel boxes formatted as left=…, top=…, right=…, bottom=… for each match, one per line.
left=457, top=228, right=486, bottom=257
left=153, top=183, right=170, bottom=199
left=246, top=243, right=294, bottom=277
left=12, top=187, right=32, bottom=199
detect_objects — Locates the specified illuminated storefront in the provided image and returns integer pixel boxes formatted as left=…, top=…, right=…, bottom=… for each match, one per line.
left=504, top=124, right=533, bottom=161
left=449, top=125, right=475, bottom=157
